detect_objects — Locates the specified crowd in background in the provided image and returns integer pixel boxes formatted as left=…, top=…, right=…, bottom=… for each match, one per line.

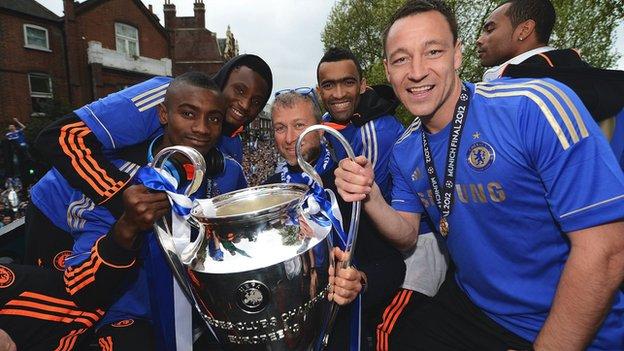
left=241, top=135, right=281, bottom=187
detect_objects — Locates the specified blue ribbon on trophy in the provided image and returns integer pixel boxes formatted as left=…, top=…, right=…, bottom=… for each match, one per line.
left=135, top=165, right=206, bottom=351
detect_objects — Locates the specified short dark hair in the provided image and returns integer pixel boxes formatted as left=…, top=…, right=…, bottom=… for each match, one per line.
left=317, top=47, right=363, bottom=81
left=382, top=0, right=458, bottom=56
left=502, top=0, right=556, bottom=44
left=165, top=71, right=221, bottom=107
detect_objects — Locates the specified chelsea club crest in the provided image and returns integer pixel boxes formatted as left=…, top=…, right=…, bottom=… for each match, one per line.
left=467, top=141, right=495, bottom=171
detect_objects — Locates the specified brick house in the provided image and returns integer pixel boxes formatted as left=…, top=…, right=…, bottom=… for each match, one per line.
left=0, top=0, right=69, bottom=124
left=0, top=0, right=230, bottom=128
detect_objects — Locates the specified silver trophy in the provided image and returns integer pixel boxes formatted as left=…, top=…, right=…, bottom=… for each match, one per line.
left=151, top=126, right=359, bottom=350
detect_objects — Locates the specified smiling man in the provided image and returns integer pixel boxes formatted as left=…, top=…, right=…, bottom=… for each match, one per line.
left=265, top=89, right=405, bottom=351
left=334, top=0, right=624, bottom=350
left=317, top=48, right=404, bottom=201
left=1, top=72, right=247, bottom=350
left=25, top=55, right=271, bottom=274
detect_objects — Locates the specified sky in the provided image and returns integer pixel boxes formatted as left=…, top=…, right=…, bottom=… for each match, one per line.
left=37, top=0, right=624, bottom=97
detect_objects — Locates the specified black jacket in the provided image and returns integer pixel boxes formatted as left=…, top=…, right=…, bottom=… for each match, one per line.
left=503, top=49, right=624, bottom=122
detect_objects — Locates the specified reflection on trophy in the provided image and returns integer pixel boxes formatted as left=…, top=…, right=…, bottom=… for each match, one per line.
left=151, top=126, right=359, bottom=350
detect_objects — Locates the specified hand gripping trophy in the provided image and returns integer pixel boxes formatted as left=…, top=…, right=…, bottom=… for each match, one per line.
left=150, top=125, right=360, bottom=350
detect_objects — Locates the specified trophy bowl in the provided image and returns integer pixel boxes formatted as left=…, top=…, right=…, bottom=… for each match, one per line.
left=151, top=151, right=333, bottom=351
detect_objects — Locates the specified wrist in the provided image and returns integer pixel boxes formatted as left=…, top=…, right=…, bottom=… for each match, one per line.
left=112, top=215, right=142, bottom=250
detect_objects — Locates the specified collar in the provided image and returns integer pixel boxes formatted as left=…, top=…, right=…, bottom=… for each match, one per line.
left=482, top=46, right=555, bottom=82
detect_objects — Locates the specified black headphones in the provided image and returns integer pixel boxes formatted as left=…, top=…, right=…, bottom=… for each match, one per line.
left=204, top=147, right=225, bottom=178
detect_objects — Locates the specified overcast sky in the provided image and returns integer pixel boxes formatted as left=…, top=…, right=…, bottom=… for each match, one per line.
left=37, top=0, right=624, bottom=97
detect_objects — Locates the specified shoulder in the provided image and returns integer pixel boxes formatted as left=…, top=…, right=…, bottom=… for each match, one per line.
left=473, top=78, right=581, bottom=108
left=263, top=173, right=282, bottom=185
left=395, top=117, right=422, bottom=146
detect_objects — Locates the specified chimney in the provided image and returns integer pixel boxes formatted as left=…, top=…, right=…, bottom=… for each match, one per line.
left=148, top=4, right=153, bottom=13
left=163, top=0, right=176, bottom=29
left=63, top=0, right=75, bottom=20
left=194, top=0, right=205, bottom=29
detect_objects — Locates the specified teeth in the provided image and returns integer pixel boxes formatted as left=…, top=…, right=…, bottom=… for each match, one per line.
left=231, top=108, right=244, bottom=117
left=408, top=86, right=432, bottom=93
left=332, top=102, right=350, bottom=109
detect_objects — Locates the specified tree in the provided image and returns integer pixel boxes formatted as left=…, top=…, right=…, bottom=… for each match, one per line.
left=322, top=0, right=624, bottom=120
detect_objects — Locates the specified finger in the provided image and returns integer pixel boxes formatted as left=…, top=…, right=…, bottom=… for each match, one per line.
left=353, top=155, right=370, bottom=168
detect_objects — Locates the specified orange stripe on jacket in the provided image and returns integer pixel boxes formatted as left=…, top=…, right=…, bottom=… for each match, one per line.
left=74, top=128, right=124, bottom=191
left=5, top=300, right=101, bottom=321
left=537, top=53, right=555, bottom=67
left=55, top=328, right=87, bottom=351
left=323, top=121, right=349, bottom=131
left=0, top=308, right=94, bottom=327
left=20, top=291, right=77, bottom=307
left=59, top=123, right=108, bottom=196
left=67, top=126, right=120, bottom=191
left=383, top=290, right=412, bottom=350
left=376, top=289, right=410, bottom=351
left=98, top=336, right=113, bottom=351
left=59, top=123, right=125, bottom=199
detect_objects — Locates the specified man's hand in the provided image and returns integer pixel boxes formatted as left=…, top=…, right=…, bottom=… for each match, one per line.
left=328, top=247, right=363, bottom=305
left=334, top=156, right=374, bottom=203
left=112, top=185, right=170, bottom=250
left=0, top=329, right=16, bottom=351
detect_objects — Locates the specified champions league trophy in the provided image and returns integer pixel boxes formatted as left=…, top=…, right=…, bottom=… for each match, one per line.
left=151, top=126, right=360, bottom=350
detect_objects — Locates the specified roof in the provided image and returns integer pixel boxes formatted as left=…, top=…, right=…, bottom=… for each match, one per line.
left=0, top=0, right=61, bottom=22
left=74, top=0, right=166, bottom=35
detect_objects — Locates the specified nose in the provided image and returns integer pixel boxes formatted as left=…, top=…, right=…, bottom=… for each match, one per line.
left=476, top=33, right=485, bottom=47
left=285, top=126, right=297, bottom=145
left=408, top=56, right=428, bottom=81
left=192, top=117, right=210, bottom=135
left=333, top=84, right=346, bottom=99
left=239, top=96, right=251, bottom=115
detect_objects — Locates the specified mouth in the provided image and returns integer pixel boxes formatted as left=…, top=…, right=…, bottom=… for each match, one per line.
left=329, top=100, right=352, bottom=112
left=185, top=136, right=212, bottom=147
left=406, top=85, right=434, bottom=98
left=477, top=49, right=485, bottom=57
left=228, top=106, right=246, bottom=123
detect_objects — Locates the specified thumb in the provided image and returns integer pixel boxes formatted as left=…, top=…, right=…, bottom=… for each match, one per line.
left=353, top=155, right=369, bottom=167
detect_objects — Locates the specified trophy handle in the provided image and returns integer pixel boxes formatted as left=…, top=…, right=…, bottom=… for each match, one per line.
left=295, top=125, right=362, bottom=349
left=150, top=146, right=220, bottom=337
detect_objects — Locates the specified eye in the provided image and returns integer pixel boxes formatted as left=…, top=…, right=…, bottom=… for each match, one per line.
left=321, top=82, right=334, bottom=90
left=343, top=79, right=357, bottom=87
left=392, top=56, right=407, bottom=65
left=273, top=125, right=286, bottom=134
left=427, top=50, right=443, bottom=57
left=182, top=111, right=195, bottom=118
left=295, top=122, right=306, bottom=130
left=251, top=97, right=262, bottom=107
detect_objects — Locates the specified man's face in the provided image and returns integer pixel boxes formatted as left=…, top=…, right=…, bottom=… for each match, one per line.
left=158, top=84, right=225, bottom=156
left=2, top=216, right=10, bottom=225
left=317, top=60, right=366, bottom=123
left=272, top=101, right=321, bottom=166
left=7, top=125, right=15, bottom=132
left=222, top=66, right=269, bottom=128
left=476, top=3, right=518, bottom=67
left=384, top=11, right=461, bottom=120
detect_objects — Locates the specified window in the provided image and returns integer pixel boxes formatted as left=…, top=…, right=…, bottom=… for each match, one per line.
left=23, top=24, right=50, bottom=51
left=28, top=73, right=53, bottom=113
left=115, top=23, right=139, bottom=57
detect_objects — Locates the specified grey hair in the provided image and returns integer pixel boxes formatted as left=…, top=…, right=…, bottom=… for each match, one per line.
left=271, top=91, right=322, bottom=123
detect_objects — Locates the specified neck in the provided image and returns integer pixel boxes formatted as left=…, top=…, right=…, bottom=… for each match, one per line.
left=422, top=77, right=462, bottom=134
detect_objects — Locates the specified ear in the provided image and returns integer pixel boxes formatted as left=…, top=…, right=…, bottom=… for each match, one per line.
left=454, top=41, right=463, bottom=71
left=359, top=77, right=367, bottom=94
left=158, top=103, right=168, bottom=125
left=515, top=19, right=536, bottom=42
left=383, top=58, right=390, bottom=82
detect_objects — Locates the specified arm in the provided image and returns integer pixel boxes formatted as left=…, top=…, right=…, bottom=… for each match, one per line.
left=35, top=114, right=131, bottom=218
left=65, top=185, right=170, bottom=309
left=534, top=221, right=624, bottom=350
left=334, top=155, right=420, bottom=251
left=12, top=118, right=25, bottom=130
